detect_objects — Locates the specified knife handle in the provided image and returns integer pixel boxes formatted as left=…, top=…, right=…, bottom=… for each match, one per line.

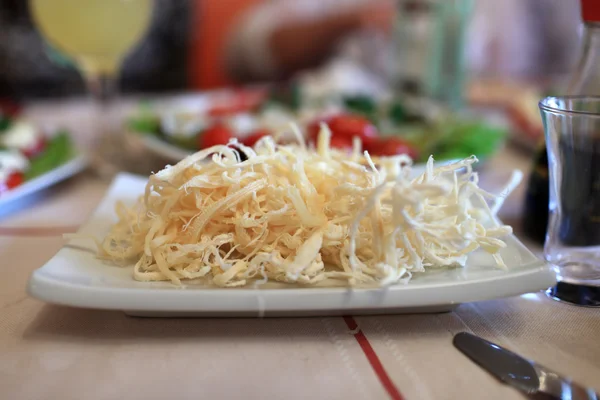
left=532, top=364, right=598, bottom=400
left=568, top=382, right=600, bottom=400
left=528, top=391, right=599, bottom=400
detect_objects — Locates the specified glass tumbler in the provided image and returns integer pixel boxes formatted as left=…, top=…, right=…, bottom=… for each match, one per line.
left=540, top=96, right=600, bottom=286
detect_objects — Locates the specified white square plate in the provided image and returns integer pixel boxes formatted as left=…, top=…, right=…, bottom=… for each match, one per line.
left=27, top=173, right=557, bottom=317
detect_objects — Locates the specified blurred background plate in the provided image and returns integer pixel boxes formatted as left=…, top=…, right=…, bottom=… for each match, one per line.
left=0, top=154, right=86, bottom=210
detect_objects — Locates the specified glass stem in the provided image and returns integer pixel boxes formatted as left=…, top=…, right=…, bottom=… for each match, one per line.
left=84, top=72, right=121, bottom=178
left=84, top=73, right=119, bottom=138
left=86, top=73, right=116, bottom=109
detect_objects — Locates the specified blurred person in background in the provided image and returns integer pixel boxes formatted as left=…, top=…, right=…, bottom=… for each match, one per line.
left=225, top=0, right=582, bottom=86
left=225, top=0, right=395, bottom=83
left=0, top=0, right=582, bottom=100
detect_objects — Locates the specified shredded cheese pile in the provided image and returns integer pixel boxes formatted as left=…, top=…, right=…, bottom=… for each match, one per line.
left=99, top=125, right=519, bottom=287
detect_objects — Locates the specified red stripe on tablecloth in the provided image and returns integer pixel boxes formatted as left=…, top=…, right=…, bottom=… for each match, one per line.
left=343, top=316, right=404, bottom=400
left=0, top=225, right=79, bottom=236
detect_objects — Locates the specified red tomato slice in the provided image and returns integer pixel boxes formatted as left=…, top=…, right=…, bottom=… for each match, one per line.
left=329, top=136, right=353, bottom=152
left=198, top=124, right=234, bottom=149
left=241, top=130, right=269, bottom=147
left=3, top=171, right=24, bottom=191
left=327, top=114, right=378, bottom=146
left=367, top=138, right=418, bottom=160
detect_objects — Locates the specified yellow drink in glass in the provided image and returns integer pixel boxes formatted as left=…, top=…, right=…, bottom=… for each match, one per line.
left=30, top=0, right=153, bottom=76
left=29, top=0, right=154, bottom=178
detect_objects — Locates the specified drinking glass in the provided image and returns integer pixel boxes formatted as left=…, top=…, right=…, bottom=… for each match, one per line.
left=29, top=0, right=154, bottom=177
left=539, top=96, right=600, bottom=287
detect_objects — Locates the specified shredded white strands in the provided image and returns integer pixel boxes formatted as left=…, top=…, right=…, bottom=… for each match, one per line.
left=99, top=124, right=520, bottom=287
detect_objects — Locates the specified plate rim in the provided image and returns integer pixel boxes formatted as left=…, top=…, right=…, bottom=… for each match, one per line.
left=28, top=268, right=556, bottom=312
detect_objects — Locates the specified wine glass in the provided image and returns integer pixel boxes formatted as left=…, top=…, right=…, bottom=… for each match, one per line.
left=29, top=0, right=154, bottom=177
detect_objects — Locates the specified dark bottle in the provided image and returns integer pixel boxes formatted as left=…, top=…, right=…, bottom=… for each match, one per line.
left=522, top=0, right=600, bottom=244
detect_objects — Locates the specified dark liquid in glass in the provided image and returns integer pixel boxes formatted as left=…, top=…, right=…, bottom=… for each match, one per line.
left=557, top=136, right=600, bottom=246
left=522, top=146, right=549, bottom=244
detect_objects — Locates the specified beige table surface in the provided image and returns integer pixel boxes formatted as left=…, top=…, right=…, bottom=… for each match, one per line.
left=0, top=101, right=598, bottom=400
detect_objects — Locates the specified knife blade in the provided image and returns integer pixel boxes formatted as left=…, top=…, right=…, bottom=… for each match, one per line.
left=453, top=332, right=599, bottom=400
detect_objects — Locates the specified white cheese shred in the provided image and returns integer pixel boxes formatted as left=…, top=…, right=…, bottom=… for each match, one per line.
left=98, top=124, right=520, bottom=287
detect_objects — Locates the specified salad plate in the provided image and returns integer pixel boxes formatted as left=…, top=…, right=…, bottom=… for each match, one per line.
left=0, top=111, right=87, bottom=210
left=127, top=87, right=507, bottom=166
left=0, top=155, right=86, bottom=210
left=27, top=173, right=556, bottom=317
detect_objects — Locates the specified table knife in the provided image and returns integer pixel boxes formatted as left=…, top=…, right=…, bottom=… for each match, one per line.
left=453, top=332, right=599, bottom=400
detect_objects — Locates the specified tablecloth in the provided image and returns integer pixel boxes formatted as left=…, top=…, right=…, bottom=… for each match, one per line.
left=0, top=100, right=598, bottom=400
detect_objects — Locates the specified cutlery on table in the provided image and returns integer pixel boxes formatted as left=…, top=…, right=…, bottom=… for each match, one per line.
left=453, top=332, right=599, bottom=400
